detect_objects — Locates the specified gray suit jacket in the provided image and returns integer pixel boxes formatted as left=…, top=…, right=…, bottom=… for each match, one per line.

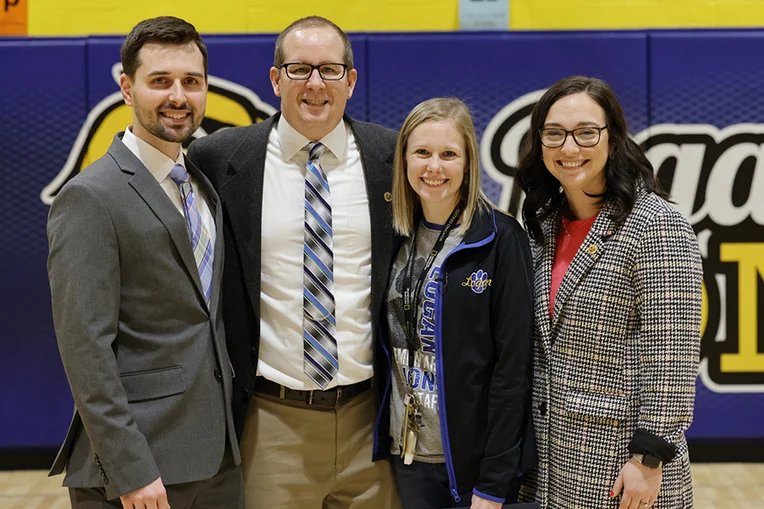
left=47, top=134, right=239, bottom=500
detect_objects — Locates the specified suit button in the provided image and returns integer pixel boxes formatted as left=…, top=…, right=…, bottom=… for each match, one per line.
left=214, top=368, right=222, bottom=381
left=539, top=401, right=548, bottom=417
left=384, top=191, right=392, bottom=203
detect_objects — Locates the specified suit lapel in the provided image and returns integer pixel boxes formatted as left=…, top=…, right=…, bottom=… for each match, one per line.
left=550, top=204, right=617, bottom=334
left=218, top=116, right=275, bottom=318
left=347, top=118, right=394, bottom=323
left=108, top=134, right=208, bottom=308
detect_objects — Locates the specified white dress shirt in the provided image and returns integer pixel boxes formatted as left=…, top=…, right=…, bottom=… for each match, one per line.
left=121, top=126, right=215, bottom=248
left=258, top=117, right=373, bottom=389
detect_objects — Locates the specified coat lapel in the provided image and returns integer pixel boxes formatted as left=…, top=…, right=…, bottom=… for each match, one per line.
left=535, top=208, right=559, bottom=354
left=346, top=117, right=394, bottom=325
left=217, top=116, right=275, bottom=319
left=108, top=135, right=208, bottom=306
left=550, top=204, right=617, bottom=334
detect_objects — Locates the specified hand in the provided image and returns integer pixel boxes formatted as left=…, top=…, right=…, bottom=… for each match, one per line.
left=120, top=477, right=170, bottom=509
left=470, top=493, right=504, bottom=509
left=611, top=458, right=662, bottom=509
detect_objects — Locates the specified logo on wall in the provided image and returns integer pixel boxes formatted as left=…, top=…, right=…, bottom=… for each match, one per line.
left=40, top=63, right=276, bottom=205
left=481, top=91, right=764, bottom=393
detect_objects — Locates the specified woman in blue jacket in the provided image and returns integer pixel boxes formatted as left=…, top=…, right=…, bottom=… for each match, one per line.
left=373, top=97, right=534, bottom=509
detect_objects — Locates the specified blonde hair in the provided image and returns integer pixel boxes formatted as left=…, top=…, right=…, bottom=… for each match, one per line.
left=392, top=97, right=493, bottom=236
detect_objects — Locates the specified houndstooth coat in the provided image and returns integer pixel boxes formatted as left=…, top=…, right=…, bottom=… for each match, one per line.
left=518, top=192, right=703, bottom=508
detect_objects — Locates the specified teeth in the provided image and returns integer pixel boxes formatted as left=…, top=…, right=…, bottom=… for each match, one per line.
left=305, top=100, right=326, bottom=106
left=423, top=178, right=445, bottom=186
left=561, top=161, right=584, bottom=168
left=163, top=112, right=188, bottom=119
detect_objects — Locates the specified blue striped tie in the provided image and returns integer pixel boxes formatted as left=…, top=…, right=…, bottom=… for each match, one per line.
left=303, top=142, right=338, bottom=389
left=169, top=164, right=214, bottom=305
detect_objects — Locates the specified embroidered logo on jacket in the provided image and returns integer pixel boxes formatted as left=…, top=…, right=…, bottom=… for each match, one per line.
left=463, top=269, right=491, bottom=294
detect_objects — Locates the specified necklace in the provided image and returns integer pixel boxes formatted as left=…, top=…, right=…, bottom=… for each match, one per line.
left=561, top=214, right=597, bottom=237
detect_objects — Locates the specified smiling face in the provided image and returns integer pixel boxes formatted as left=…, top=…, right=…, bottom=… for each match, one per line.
left=541, top=92, right=610, bottom=199
left=120, top=41, right=207, bottom=159
left=406, top=120, right=466, bottom=224
left=269, top=26, right=357, bottom=141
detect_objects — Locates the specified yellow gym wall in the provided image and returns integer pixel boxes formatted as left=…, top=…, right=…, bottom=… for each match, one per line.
left=22, top=0, right=764, bottom=36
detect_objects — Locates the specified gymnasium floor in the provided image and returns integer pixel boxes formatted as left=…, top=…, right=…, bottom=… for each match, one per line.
left=1, top=463, right=763, bottom=508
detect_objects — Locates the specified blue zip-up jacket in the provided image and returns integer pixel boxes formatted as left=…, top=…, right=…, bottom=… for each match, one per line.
left=373, top=207, right=535, bottom=503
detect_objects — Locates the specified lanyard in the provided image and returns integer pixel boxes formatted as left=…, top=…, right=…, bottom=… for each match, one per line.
left=401, top=203, right=463, bottom=367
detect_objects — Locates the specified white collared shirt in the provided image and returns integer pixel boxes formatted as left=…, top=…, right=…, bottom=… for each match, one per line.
left=258, top=117, right=373, bottom=389
left=121, top=127, right=215, bottom=248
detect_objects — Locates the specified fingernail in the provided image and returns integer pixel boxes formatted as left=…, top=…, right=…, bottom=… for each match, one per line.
left=609, top=491, right=615, bottom=498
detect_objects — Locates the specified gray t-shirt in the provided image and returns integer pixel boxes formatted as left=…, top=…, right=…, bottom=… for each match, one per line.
left=387, top=220, right=463, bottom=463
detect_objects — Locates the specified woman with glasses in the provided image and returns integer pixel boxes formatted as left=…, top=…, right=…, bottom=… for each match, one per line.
left=373, top=98, right=534, bottom=509
left=515, top=75, right=702, bottom=509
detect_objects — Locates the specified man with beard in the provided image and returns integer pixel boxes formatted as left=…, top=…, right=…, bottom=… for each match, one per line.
left=47, top=16, right=242, bottom=509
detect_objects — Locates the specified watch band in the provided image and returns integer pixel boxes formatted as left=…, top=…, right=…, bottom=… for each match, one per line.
left=632, top=453, right=663, bottom=469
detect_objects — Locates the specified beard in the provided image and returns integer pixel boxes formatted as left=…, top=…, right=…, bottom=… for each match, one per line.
left=134, top=101, right=202, bottom=144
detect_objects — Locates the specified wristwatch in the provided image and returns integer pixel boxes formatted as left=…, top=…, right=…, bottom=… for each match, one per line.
left=632, top=453, right=663, bottom=469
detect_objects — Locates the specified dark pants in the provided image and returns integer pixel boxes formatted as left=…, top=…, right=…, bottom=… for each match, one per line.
left=68, top=445, right=243, bottom=509
left=392, top=456, right=473, bottom=509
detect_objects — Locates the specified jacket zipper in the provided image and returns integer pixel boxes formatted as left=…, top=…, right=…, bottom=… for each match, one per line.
left=435, top=229, right=495, bottom=502
left=434, top=273, right=461, bottom=503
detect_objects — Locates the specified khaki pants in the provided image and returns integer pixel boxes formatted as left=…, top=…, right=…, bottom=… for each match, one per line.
left=240, top=388, right=401, bottom=509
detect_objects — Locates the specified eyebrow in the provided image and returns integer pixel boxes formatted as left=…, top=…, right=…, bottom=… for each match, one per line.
left=286, top=61, right=344, bottom=65
left=410, top=143, right=463, bottom=151
left=145, top=71, right=205, bottom=78
left=543, top=121, right=601, bottom=128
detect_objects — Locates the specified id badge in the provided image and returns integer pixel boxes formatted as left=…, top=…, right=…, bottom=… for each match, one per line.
left=401, top=393, right=422, bottom=465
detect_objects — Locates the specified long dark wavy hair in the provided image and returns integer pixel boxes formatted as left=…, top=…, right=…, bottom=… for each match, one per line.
left=517, top=76, right=668, bottom=243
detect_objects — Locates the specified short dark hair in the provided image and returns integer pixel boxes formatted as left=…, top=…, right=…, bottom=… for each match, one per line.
left=516, top=75, right=668, bottom=243
left=273, top=16, right=354, bottom=69
left=121, top=16, right=208, bottom=79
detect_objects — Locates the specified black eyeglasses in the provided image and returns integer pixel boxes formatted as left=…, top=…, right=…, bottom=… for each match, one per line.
left=279, top=62, right=348, bottom=81
left=539, top=126, right=608, bottom=148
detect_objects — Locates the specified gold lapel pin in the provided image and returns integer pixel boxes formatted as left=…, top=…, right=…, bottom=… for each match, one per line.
left=587, top=244, right=598, bottom=255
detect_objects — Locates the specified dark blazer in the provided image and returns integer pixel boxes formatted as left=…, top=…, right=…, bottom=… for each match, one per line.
left=47, top=134, right=239, bottom=500
left=187, top=113, right=399, bottom=438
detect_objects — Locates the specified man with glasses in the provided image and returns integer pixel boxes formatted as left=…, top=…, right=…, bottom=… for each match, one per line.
left=187, top=15, right=400, bottom=509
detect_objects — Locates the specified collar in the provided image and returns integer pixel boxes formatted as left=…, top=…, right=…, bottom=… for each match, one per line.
left=121, top=126, right=185, bottom=183
left=463, top=206, right=498, bottom=244
left=276, top=116, right=347, bottom=162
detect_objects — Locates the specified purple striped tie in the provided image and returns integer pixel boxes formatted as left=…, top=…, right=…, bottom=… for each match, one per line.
left=169, top=164, right=213, bottom=305
left=303, top=142, right=338, bottom=388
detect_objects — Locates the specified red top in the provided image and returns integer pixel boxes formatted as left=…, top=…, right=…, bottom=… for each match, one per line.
left=550, top=213, right=599, bottom=316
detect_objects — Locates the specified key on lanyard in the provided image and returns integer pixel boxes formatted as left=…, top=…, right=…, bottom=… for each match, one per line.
left=401, top=393, right=423, bottom=465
